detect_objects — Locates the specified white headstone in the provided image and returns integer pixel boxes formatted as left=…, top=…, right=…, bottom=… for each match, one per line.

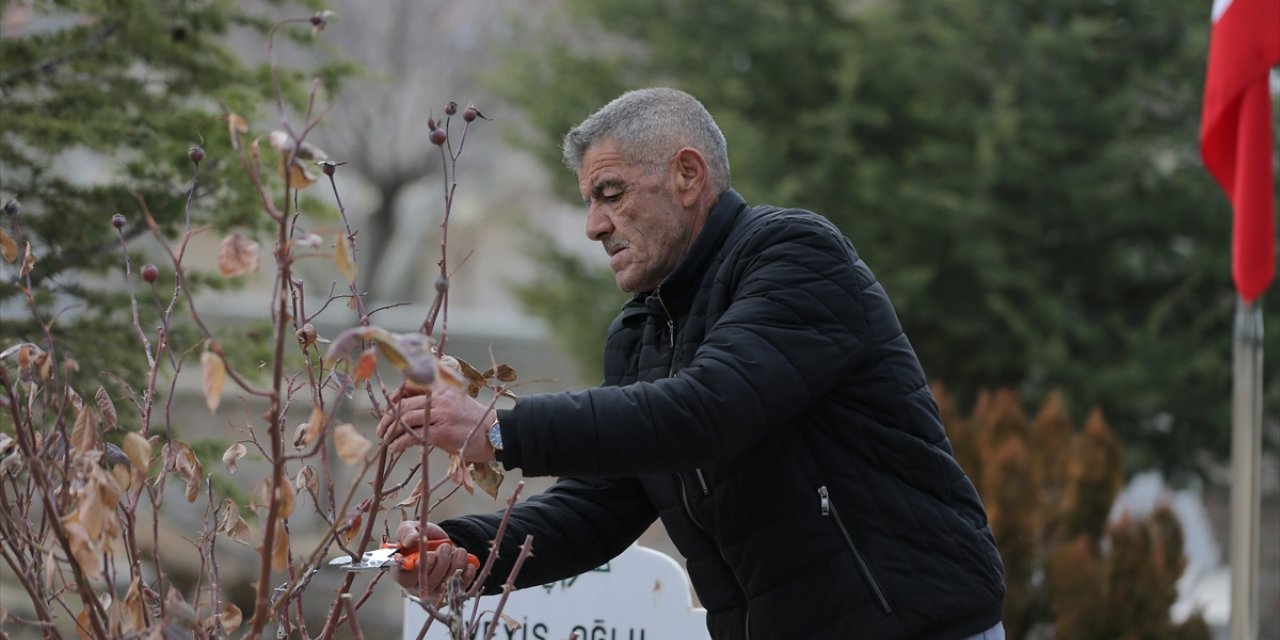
left=404, top=544, right=710, bottom=640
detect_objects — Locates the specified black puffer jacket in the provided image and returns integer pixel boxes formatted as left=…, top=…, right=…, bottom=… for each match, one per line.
left=444, top=190, right=1004, bottom=639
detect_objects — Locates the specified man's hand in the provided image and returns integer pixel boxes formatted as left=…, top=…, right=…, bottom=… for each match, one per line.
left=392, top=521, right=479, bottom=600
left=376, top=384, right=497, bottom=462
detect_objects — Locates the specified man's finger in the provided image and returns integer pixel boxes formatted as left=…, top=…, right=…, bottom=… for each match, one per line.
left=396, top=521, right=421, bottom=550
left=381, top=408, right=429, bottom=444
left=377, top=395, right=428, bottom=438
left=390, top=426, right=430, bottom=455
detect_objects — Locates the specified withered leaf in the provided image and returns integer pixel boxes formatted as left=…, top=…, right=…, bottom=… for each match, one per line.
left=63, top=517, right=101, bottom=580
left=75, top=608, right=94, bottom=640
left=333, top=234, right=357, bottom=284
left=218, top=603, right=243, bottom=635
left=218, top=499, right=252, bottom=546
left=122, top=577, right=145, bottom=633
left=217, top=233, right=260, bottom=277
left=0, top=228, right=16, bottom=263
left=488, top=363, right=518, bottom=383
left=352, top=347, right=377, bottom=387
left=221, top=442, right=246, bottom=474
left=18, top=240, right=35, bottom=279
left=263, top=477, right=296, bottom=520
left=70, top=406, right=98, bottom=453
left=295, top=405, right=324, bottom=450
left=283, top=159, right=317, bottom=189
left=293, top=464, right=317, bottom=498
left=77, top=476, right=107, bottom=540
left=122, top=432, right=151, bottom=476
left=95, top=387, right=117, bottom=428
left=270, top=519, right=290, bottom=571
left=227, top=113, right=250, bottom=149
left=471, top=461, right=505, bottom=500
left=200, top=350, right=225, bottom=414
left=333, top=423, right=370, bottom=465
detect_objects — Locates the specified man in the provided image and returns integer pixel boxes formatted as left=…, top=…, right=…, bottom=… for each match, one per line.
left=379, top=88, right=1005, bottom=639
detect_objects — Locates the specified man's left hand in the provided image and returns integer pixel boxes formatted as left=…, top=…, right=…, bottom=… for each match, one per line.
left=376, top=383, right=497, bottom=462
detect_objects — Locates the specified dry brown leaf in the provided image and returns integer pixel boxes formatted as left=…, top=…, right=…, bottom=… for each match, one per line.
left=489, top=363, right=518, bottom=383
left=122, top=577, right=145, bottom=633
left=0, top=228, right=16, bottom=263
left=95, top=387, right=117, bottom=428
left=334, top=234, right=356, bottom=284
left=294, top=464, right=317, bottom=496
left=270, top=519, right=289, bottom=571
left=221, top=442, right=246, bottom=474
left=70, top=406, right=98, bottom=454
left=63, top=517, right=101, bottom=580
left=352, top=347, right=377, bottom=387
left=283, top=159, right=317, bottom=189
left=218, top=499, right=252, bottom=546
left=75, top=607, right=94, bottom=640
left=276, top=478, right=296, bottom=519
left=447, top=454, right=474, bottom=494
left=172, top=441, right=203, bottom=504
left=333, top=423, right=370, bottom=465
left=295, top=405, right=324, bottom=450
left=218, top=603, right=243, bottom=635
left=200, top=350, right=225, bottom=414
left=122, top=432, right=151, bottom=476
left=228, top=112, right=249, bottom=142
left=217, top=233, right=260, bottom=277
left=471, top=461, right=505, bottom=500
left=77, top=477, right=106, bottom=540
left=18, top=240, right=35, bottom=279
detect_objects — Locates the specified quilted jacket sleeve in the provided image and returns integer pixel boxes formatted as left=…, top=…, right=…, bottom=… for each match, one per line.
left=504, top=214, right=869, bottom=477
left=440, top=475, right=657, bottom=594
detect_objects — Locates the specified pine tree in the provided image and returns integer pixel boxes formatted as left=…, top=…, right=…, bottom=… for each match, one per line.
left=0, top=0, right=352, bottom=384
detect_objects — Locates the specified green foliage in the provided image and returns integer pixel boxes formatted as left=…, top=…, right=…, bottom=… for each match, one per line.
left=496, top=0, right=1279, bottom=475
left=0, top=0, right=350, bottom=390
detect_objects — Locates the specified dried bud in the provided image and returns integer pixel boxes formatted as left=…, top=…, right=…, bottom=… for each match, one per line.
left=444, top=101, right=458, bottom=116
left=111, top=213, right=126, bottom=229
left=296, top=323, right=318, bottom=348
left=188, top=146, right=204, bottom=165
left=428, top=128, right=447, bottom=146
left=2, top=199, right=19, bottom=217
left=141, top=264, right=159, bottom=283
left=426, top=116, right=437, bottom=131
left=462, top=107, right=478, bottom=123
left=320, top=161, right=335, bottom=176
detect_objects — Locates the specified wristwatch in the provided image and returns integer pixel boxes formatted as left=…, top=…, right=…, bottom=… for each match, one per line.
left=486, top=419, right=503, bottom=452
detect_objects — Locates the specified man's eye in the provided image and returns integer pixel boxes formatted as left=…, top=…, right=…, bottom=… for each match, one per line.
left=601, top=192, right=622, bottom=202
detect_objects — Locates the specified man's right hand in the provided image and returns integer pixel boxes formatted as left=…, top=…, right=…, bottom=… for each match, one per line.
left=392, top=521, right=479, bottom=600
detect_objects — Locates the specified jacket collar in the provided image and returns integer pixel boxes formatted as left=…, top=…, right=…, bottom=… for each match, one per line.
left=624, top=188, right=748, bottom=317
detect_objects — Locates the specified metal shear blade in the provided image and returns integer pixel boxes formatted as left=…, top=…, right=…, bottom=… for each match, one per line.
left=329, top=547, right=398, bottom=571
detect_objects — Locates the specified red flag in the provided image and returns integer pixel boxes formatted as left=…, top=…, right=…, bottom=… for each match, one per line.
left=1199, top=0, right=1280, bottom=301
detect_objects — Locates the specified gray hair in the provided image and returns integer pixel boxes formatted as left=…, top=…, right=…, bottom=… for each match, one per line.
left=562, top=88, right=730, bottom=192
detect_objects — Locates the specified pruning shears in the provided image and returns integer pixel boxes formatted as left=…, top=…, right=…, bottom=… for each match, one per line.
left=328, top=539, right=479, bottom=572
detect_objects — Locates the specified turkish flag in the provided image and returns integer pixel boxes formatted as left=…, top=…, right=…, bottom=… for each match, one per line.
left=1199, top=0, right=1280, bottom=301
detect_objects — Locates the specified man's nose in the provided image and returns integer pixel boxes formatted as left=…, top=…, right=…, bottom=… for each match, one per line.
left=585, top=206, right=613, bottom=241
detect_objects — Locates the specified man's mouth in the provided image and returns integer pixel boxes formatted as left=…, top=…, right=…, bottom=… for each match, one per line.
left=603, top=238, right=629, bottom=257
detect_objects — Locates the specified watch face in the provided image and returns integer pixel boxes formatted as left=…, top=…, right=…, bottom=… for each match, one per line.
left=487, top=422, right=503, bottom=450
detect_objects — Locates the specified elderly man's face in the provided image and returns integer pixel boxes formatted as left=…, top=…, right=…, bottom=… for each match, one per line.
left=578, top=140, right=694, bottom=293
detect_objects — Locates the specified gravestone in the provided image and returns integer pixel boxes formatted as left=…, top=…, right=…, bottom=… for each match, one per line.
left=403, top=544, right=710, bottom=640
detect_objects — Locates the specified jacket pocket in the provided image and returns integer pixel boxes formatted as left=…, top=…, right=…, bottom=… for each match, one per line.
left=818, top=485, right=893, bottom=615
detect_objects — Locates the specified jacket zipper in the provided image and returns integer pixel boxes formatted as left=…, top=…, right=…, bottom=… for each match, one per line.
left=679, top=475, right=751, bottom=640
left=818, top=485, right=893, bottom=615
left=655, top=289, right=710, bottom=498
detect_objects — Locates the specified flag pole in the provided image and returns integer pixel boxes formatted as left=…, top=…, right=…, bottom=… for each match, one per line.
left=1229, top=297, right=1262, bottom=640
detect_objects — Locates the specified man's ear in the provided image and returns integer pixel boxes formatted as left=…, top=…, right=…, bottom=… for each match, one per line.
left=671, top=147, right=708, bottom=207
